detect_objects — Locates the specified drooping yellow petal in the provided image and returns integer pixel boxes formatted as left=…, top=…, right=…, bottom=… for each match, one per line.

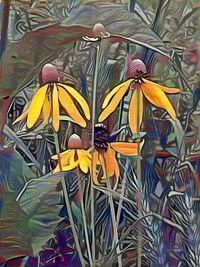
left=52, top=150, right=73, bottom=166
left=85, top=150, right=92, bottom=160
left=143, top=79, right=181, bottom=94
left=99, top=153, right=107, bottom=180
left=42, top=95, right=51, bottom=122
left=58, top=86, right=86, bottom=128
left=103, top=146, right=120, bottom=180
left=77, top=150, right=91, bottom=173
left=52, top=84, right=60, bottom=132
left=52, top=150, right=77, bottom=173
left=53, top=160, right=78, bottom=173
left=13, top=110, right=28, bottom=124
left=27, top=85, right=48, bottom=128
left=58, top=83, right=90, bottom=120
left=141, top=80, right=176, bottom=118
left=101, top=146, right=120, bottom=188
left=69, top=149, right=76, bottom=164
left=102, top=79, right=134, bottom=109
left=52, top=150, right=71, bottom=160
left=91, top=151, right=100, bottom=185
left=110, top=142, right=138, bottom=156
left=128, top=89, right=143, bottom=134
left=98, top=79, right=133, bottom=122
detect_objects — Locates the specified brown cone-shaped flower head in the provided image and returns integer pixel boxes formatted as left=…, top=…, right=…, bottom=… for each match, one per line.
left=93, top=23, right=110, bottom=38
left=42, top=63, right=59, bottom=84
left=68, top=134, right=83, bottom=149
left=127, top=59, right=147, bottom=79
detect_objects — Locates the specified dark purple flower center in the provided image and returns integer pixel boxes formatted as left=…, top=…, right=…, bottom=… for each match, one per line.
left=94, top=124, right=110, bottom=152
left=133, top=70, right=147, bottom=84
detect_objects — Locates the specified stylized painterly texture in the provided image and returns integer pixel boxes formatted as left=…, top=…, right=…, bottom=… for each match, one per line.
left=0, top=1, right=200, bottom=267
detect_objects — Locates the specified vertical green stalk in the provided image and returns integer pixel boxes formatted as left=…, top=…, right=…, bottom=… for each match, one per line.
left=77, top=173, right=93, bottom=266
left=116, top=159, right=129, bottom=225
left=91, top=44, right=100, bottom=263
left=37, top=253, right=40, bottom=267
left=101, top=152, right=122, bottom=266
left=115, top=45, right=130, bottom=264
left=90, top=179, right=95, bottom=263
left=106, top=178, right=122, bottom=267
left=136, top=89, right=142, bottom=267
left=53, top=132, right=86, bottom=267
left=91, top=44, right=100, bottom=147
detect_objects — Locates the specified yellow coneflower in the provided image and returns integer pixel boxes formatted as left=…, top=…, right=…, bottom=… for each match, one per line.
left=91, top=124, right=144, bottom=187
left=92, top=142, right=142, bottom=187
left=52, top=133, right=91, bottom=174
left=13, top=64, right=90, bottom=132
left=52, top=126, right=143, bottom=188
left=98, top=59, right=181, bottom=134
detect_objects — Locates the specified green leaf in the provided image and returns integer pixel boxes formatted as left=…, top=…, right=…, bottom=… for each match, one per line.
left=17, top=172, right=64, bottom=255
left=59, top=115, right=75, bottom=123
left=71, top=201, right=83, bottom=225
left=168, top=118, right=185, bottom=156
left=0, top=149, right=36, bottom=192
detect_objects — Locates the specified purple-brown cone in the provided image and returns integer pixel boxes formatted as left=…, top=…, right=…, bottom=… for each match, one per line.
left=127, top=59, right=147, bottom=78
left=41, top=63, right=59, bottom=84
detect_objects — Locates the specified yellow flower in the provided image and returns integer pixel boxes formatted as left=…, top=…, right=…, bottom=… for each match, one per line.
left=91, top=124, right=144, bottom=187
left=98, top=59, right=180, bottom=134
left=52, top=128, right=143, bottom=188
left=92, top=141, right=142, bottom=187
left=52, top=134, right=91, bottom=173
left=13, top=64, right=90, bottom=132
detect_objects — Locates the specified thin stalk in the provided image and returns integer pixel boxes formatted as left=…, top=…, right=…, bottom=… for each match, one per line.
left=136, top=89, right=142, bottom=267
left=91, top=43, right=100, bottom=262
left=91, top=44, right=100, bottom=146
left=106, top=178, right=122, bottom=267
left=117, top=45, right=129, bottom=132
left=77, top=173, right=93, bottom=266
left=102, top=152, right=122, bottom=267
left=53, top=132, right=86, bottom=267
left=90, top=179, right=95, bottom=263
left=37, top=253, right=40, bottom=267
left=116, top=159, right=129, bottom=225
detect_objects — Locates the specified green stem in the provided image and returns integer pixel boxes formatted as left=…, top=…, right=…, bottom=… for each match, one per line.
left=91, top=44, right=100, bottom=146
left=53, top=132, right=86, bottom=267
left=101, top=150, right=122, bottom=267
left=136, top=89, right=142, bottom=267
left=116, top=159, right=129, bottom=225
left=77, top=174, right=93, bottom=266
left=90, top=179, right=95, bottom=263
left=37, top=253, right=40, bottom=267
left=91, top=43, right=100, bottom=263
left=106, top=178, right=122, bottom=267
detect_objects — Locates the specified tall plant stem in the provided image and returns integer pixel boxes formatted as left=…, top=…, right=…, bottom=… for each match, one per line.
left=90, top=178, right=96, bottom=263
left=116, top=159, right=129, bottom=225
left=102, top=152, right=122, bottom=266
left=106, top=178, right=122, bottom=267
left=91, top=43, right=100, bottom=263
left=37, top=253, right=40, bottom=267
left=136, top=89, right=142, bottom=267
left=53, top=132, right=86, bottom=267
left=91, top=44, right=100, bottom=147
left=77, top=173, right=93, bottom=266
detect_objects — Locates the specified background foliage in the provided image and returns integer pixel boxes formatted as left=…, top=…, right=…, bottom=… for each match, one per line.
left=0, top=0, right=200, bottom=266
